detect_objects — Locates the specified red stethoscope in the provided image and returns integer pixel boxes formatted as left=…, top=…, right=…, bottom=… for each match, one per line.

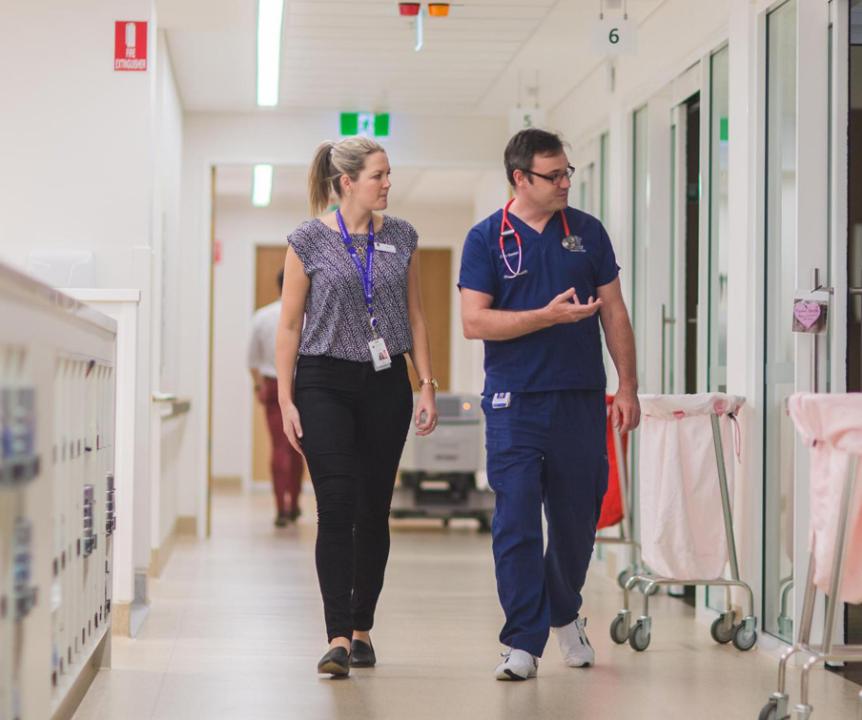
left=499, top=197, right=574, bottom=279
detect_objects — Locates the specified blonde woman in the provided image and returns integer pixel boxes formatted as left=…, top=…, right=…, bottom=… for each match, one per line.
left=275, top=137, right=438, bottom=677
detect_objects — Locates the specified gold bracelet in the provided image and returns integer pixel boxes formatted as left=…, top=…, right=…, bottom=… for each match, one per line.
left=418, top=378, right=439, bottom=391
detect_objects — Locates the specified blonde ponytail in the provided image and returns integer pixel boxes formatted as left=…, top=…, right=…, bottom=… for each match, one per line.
left=308, top=141, right=336, bottom=216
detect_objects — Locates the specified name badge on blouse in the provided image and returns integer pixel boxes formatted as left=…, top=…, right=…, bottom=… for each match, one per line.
left=369, top=337, right=392, bottom=371
left=374, top=242, right=396, bottom=254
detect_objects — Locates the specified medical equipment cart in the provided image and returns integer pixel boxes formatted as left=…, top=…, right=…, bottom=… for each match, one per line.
left=393, top=393, right=494, bottom=530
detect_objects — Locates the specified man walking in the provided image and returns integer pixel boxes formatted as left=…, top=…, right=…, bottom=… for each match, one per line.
left=459, top=129, right=640, bottom=680
left=249, top=270, right=304, bottom=527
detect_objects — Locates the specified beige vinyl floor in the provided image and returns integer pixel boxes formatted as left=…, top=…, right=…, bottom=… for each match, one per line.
left=72, top=487, right=862, bottom=720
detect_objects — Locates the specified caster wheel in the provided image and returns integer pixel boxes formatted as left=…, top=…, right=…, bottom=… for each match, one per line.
left=732, top=622, right=757, bottom=651
left=710, top=614, right=734, bottom=644
left=617, top=569, right=632, bottom=589
left=610, top=614, right=629, bottom=645
left=758, top=700, right=778, bottom=720
left=628, top=619, right=651, bottom=652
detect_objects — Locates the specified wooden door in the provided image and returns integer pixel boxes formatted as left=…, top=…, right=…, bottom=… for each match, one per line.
left=252, top=246, right=287, bottom=483
left=407, top=248, right=451, bottom=392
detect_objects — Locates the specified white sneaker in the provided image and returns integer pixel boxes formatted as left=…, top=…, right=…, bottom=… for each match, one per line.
left=554, top=617, right=595, bottom=667
left=494, top=648, right=538, bottom=681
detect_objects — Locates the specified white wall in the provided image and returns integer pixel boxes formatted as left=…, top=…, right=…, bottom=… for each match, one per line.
left=0, top=0, right=165, bottom=582
left=211, top=193, right=480, bottom=485
left=0, top=4, right=188, bottom=585
left=0, top=1, right=157, bottom=281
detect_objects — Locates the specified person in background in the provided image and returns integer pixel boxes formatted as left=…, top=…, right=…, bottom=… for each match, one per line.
left=275, top=136, right=439, bottom=677
left=248, top=269, right=304, bottom=527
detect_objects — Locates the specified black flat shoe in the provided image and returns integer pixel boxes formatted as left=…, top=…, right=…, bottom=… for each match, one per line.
left=349, top=639, right=376, bottom=667
left=317, top=646, right=350, bottom=677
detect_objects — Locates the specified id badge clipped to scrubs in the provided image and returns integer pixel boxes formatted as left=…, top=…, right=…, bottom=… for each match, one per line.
left=491, top=392, right=511, bottom=409
left=369, top=336, right=392, bottom=372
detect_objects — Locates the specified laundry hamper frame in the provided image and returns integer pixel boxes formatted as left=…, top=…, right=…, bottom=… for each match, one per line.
left=609, top=410, right=757, bottom=653
left=760, top=452, right=862, bottom=720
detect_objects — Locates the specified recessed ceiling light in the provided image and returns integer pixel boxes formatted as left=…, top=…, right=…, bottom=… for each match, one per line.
left=257, top=0, right=284, bottom=107
left=252, top=164, right=273, bottom=207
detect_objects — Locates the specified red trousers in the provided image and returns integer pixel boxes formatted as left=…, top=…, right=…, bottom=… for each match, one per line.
left=261, top=377, right=303, bottom=514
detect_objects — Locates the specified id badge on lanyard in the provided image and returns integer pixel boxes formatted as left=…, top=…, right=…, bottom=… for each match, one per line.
left=335, top=210, right=392, bottom=372
left=369, top=336, right=391, bottom=371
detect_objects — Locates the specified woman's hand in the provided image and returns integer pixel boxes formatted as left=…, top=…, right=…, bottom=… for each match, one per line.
left=414, top=386, right=438, bottom=436
left=280, top=400, right=304, bottom=455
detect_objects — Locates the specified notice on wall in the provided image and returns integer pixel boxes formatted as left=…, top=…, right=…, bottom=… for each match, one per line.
left=791, top=290, right=830, bottom=334
left=114, top=21, right=148, bottom=72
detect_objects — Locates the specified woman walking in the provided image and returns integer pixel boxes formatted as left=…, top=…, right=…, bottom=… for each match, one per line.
left=275, top=136, right=438, bottom=677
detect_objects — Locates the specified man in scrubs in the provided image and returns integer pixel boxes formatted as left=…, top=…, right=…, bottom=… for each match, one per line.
left=459, top=129, right=640, bottom=680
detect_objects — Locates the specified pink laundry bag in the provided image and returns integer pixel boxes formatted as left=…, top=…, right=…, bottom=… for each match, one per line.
left=788, top=393, right=862, bottom=604
left=637, top=393, right=745, bottom=580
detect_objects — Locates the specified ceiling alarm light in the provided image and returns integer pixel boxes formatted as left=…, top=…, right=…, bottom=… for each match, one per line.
left=398, top=2, right=421, bottom=16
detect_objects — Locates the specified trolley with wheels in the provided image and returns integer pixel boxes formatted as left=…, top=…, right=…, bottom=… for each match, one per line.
left=393, top=392, right=494, bottom=531
left=609, top=393, right=757, bottom=653
left=759, top=393, right=862, bottom=720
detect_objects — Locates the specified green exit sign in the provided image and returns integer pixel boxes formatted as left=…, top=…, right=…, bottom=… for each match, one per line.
left=340, top=112, right=390, bottom=138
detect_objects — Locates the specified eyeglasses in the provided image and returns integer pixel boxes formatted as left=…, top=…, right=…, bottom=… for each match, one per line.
left=523, top=164, right=576, bottom=185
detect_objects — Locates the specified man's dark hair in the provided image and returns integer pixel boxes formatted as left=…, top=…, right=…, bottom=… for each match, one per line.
left=277, top=269, right=284, bottom=291
left=504, top=128, right=565, bottom=186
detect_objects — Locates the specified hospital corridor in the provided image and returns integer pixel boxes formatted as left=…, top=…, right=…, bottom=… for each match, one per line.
left=2, top=1, right=862, bottom=719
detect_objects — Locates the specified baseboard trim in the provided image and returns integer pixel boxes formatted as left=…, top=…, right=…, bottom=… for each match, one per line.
left=111, top=601, right=131, bottom=636
left=176, top=515, right=197, bottom=535
left=50, top=626, right=110, bottom=720
left=110, top=600, right=149, bottom=638
left=212, top=474, right=242, bottom=491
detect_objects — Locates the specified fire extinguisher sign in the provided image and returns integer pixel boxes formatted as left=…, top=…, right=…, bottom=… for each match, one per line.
left=114, top=21, right=148, bottom=72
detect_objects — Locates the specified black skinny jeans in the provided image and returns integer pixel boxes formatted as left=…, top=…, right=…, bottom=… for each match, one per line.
left=294, top=353, right=413, bottom=642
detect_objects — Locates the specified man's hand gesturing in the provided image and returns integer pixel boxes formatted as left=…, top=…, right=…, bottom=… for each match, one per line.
left=543, top=287, right=603, bottom=326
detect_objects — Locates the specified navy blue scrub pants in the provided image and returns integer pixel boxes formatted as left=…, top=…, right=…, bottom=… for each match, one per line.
left=482, top=389, right=609, bottom=657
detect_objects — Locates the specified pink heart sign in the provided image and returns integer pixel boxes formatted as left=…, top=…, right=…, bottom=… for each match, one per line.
left=794, top=301, right=822, bottom=329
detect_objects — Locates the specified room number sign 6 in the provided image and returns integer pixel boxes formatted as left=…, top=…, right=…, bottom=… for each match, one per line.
left=592, top=18, right=637, bottom=55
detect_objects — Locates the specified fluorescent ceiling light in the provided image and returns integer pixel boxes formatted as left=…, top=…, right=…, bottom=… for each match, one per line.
left=252, top=164, right=274, bottom=207
left=257, top=0, right=284, bottom=106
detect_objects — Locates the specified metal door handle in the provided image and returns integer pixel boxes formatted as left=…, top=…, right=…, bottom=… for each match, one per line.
left=660, top=304, right=676, bottom=393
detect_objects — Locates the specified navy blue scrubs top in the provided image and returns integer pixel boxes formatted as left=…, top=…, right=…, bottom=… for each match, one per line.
left=459, top=206, right=619, bottom=396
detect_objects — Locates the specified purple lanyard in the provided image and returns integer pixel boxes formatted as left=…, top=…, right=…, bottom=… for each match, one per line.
left=335, top=209, right=378, bottom=331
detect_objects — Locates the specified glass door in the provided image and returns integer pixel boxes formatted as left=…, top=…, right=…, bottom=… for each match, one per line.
left=667, top=95, right=701, bottom=396
left=708, top=46, right=730, bottom=393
